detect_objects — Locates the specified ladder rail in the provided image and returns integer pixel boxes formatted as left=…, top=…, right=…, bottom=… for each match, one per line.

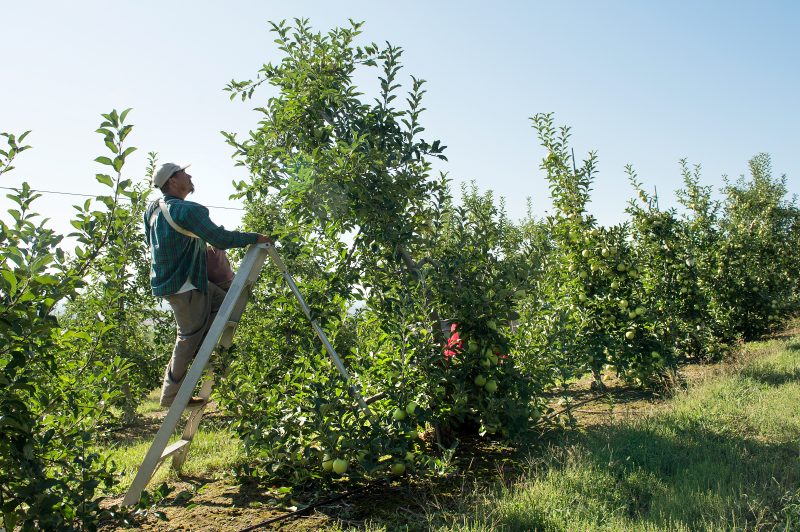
left=171, top=375, right=215, bottom=470
left=122, top=245, right=269, bottom=506
left=265, top=245, right=372, bottom=416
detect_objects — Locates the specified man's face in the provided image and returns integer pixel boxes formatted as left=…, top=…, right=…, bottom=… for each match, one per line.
left=169, top=170, right=195, bottom=196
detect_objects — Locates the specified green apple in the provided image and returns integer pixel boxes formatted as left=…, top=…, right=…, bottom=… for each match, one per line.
left=322, top=454, right=334, bottom=472
left=484, top=380, right=498, bottom=393
left=391, top=462, right=406, bottom=475
left=332, top=458, right=348, bottom=475
left=405, top=401, right=417, bottom=415
left=625, top=330, right=635, bottom=340
left=393, top=407, right=407, bottom=421
left=601, top=247, right=610, bottom=257
left=582, top=249, right=590, bottom=258
left=611, top=281, right=620, bottom=289
left=619, top=300, right=629, bottom=310
left=474, top=375, right=487, bottom=387
left=481, top=357, right=491, bottom=368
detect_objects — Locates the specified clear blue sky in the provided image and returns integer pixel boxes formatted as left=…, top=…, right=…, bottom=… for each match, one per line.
left=2, top=1, right=798, bottom=237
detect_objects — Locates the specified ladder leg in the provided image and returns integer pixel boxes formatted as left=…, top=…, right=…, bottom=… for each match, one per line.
left=171, top=374, right=214, bottom=471
left=264, top=245, right=374, bottom=417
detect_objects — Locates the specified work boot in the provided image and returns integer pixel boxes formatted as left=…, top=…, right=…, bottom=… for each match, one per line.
left=161, top=396, right=206, bottom=409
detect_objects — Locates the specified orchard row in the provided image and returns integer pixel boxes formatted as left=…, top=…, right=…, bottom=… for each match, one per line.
left=2, top=20, right=798, bottom=530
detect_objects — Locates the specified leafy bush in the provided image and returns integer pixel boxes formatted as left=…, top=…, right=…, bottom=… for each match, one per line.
left=0, top=111, right=146, bottom=529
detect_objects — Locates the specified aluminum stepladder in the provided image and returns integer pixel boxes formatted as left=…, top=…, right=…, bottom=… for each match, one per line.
left=122, top=243, right=373, bottom=506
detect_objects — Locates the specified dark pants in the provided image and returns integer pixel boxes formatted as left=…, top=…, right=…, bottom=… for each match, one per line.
left=160, top=283, right=227, bottom=407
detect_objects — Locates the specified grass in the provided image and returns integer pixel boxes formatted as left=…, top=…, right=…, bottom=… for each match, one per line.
left=107, top=427, right=243, bottom=494
left=422, top=336, right=800, bottom=531
left=135, top=388, right=162, bottom=416
left=104, top=405, right=244, bottom=496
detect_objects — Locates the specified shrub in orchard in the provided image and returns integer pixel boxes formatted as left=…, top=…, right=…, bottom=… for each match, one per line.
left=716, top=154, right=800, bottom=339
left=1, top=111, right=141, bottom=529
left=513, top=114, right=601, bottom=394
left=674, top=159, right=733, bottom=358
left=219, top=20, right=531, bottom=485
left=514, top=114, right=669, bottom=392
left=625, top=174, right=693, bottom=373
left=217, top=191, right=389, bottom=484
left=423, top=184, right=535, bottom=437
left=61, top=159, right=173, bottom=422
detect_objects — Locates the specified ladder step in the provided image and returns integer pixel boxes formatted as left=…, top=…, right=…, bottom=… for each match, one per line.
left=161, top=439, right=191, bottom=460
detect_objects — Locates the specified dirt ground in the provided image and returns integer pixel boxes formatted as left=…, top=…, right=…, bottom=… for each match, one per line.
left=102, top=435, right=522, bottom=531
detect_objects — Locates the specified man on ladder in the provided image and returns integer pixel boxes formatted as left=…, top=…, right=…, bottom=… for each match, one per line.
left=144, top=162, right=272, bottom=408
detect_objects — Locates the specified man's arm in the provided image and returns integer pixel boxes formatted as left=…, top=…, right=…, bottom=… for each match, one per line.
left=179, top=202, right=264, bottom=249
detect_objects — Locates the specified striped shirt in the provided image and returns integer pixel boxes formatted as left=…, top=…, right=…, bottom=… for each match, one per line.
left=144, top=194, right=258, bottom=296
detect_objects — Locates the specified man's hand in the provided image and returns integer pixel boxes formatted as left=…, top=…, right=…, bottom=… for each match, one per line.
left=256, top=234, right=274, bottom=245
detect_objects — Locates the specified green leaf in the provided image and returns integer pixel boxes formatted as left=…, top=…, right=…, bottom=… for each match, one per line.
left=1, top=269, right=17, bottom=296
left=96, top=174, right=113, bottom=187
left=94, top=156, right=113, bottom=166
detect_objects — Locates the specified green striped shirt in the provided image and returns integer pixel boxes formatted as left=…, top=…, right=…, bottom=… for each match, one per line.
left=144, top=194, right=258, bottom=296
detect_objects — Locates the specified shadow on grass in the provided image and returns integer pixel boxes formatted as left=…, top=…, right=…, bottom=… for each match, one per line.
left=204, top=436, right=523, bottom=530
left=283, top=417, right=800, bottom=531
left=741, top=364, right=800, bottom=386
left=296, top=399, right=800, bottom=530
left=559, top=418, right=800, bottom=530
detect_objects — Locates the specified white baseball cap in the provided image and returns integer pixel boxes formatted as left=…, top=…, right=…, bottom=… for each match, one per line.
left=153, top=162, right=191, bottom=188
